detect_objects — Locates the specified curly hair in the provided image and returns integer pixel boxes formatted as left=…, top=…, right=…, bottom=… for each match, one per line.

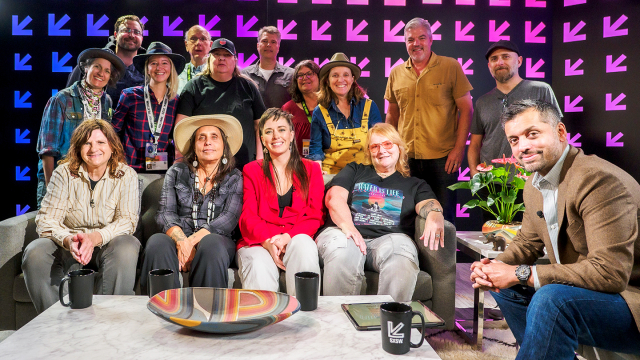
left=288, top=60, right=320, bottom=103
left=363, top=123, right=410, bottom=178
left=317, top=67, right=366, bottom=109
left=79, top=57, right=121, bottom=88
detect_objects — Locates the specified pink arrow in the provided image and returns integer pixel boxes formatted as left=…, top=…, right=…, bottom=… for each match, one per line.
left=278, top=0, right=297, bottom=3
left=606, top=93, right=626, bottom=111
left=525, top=21, right=546, bottom=43
left=566, top=133, right=582, bottom=147
left=564, top=0, right=586, bottom=5
left=565, top=59, right=584, bottom=76
left=526, top=58, right=545, bottom=78
left=311, top=21, right=331, bottom=41
left=350, top=57, right=370, bottom=77
left=456, top=0, right=474, bottom=4
left=348, top=0, right=369, bottom=4
left=384, top=20, right=405, bottom=42
left=466, top=132, right=471, bottom=146
left=199, top=15, right=221, bottom=37
left=458, top=167, right=471, bottom=181
left=563, top=21, right=586, bottom=42
left=526, top=0, right=546, bottom=7
left=456, top=204, right=470, bottom=218
left=606, top=132, right=624, bottom=147
left=346, top=19, right=368, bottom=41
left=163, top=16, right=183, bottom=37
left=237, top=53, right=258, bottom=69
left=384, top=0, right=405, bottom=5
left=385, top=58, right=405, bottom=77
left=423, top=0, right=442, bottom=3
left=457, top=58, right=473, bottom=75
left=277, top=20, right=297, bottom=40
left=237, top=15, right=259, bottom=38
left=384, top=99, right=389, bottom=114
left=313, top=58, right=331, bottom=67
left=312, top=0, right=331, bottom=3
left=489, top=0, right=510, bottom=6
left=603, top=15, right=628, bottom=38
left=564, top=95, right=583, bottom=112
left=455, top=21, right=475, bottom=42
left=278, top=57, right=295, bottom=67
left=431, top=21, right=442, bottom=41
left=606, top=54, right=626, bottom=73
left=489, top=20, right=510, bottom=41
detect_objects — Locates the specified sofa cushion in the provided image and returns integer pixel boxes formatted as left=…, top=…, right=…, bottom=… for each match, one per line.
left=13, top=274, right=31, bottom=303
left=364, top=270, right=432, bottom=300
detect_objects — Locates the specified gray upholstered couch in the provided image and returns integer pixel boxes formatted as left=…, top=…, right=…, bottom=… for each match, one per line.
left=0, top=173, right=457, bottom=330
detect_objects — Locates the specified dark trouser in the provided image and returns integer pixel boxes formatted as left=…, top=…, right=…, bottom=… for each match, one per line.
left=409, top=157, right=458, bottom=224
left=140, top=233, right=236, bottom=294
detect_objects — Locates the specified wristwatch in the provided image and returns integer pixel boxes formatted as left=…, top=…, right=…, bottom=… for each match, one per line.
left=425, top=208, right=443, bottom=217
left=515, top=265, right=531, bottom=286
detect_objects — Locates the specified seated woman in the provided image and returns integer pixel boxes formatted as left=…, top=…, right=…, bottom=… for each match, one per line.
left=281, top=60, right=320, bottom=157
left=140, top=114, right=243, bottom=292
left=237, top=108, right=324, bottom=295
left=112, top=42, right=186, bottom=173
left=317, top=123, right=445, bottom=302
left=308, top=52, right=382, bottom=174
left=36, top=48, right=124, bottom=207
left=23, top=120, right=140, bottom=313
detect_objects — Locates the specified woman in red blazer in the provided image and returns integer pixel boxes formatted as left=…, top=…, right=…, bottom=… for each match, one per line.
left=238, top=108, right=325, bottom=295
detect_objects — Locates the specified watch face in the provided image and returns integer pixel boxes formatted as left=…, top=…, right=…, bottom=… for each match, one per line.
left=516, top=265, right=531, bottom=281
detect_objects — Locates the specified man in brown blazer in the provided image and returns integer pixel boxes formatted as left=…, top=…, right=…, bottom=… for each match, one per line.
left=470, top=100, right=640, bottom=359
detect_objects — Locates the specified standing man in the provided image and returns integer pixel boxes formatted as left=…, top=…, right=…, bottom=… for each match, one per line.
left=67, top=15, right=146, bottom=109
left=178, top=25, right=213, bottom=94
left=385, top=18, right=473, bottom=223
left=468, top=40, right=561, bottom=177
left=241, top=26, right=294, bottom=108
left=470, top=100, right=640, bottom=359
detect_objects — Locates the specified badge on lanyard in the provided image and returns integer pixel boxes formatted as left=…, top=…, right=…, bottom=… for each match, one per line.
left=144, top=85, right=170, bottom=171
left=146, top=140, right=168, bottom=171
left=302, top=139, right=310, bottom=156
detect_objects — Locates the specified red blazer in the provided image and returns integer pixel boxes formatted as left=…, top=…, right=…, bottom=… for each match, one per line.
left=238, top=158, right=325, bottom=250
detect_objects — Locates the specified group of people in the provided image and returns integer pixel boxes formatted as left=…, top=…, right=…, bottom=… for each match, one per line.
left=24, top=14, right=640, bottom=360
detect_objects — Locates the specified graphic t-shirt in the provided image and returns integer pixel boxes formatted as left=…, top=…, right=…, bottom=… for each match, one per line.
left=327, top=163, right=436, bottom=238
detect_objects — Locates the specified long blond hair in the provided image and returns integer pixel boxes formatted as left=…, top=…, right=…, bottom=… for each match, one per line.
left=144, top=56, right=179, bottom=101
left=363, top=123, right=410, bottom=177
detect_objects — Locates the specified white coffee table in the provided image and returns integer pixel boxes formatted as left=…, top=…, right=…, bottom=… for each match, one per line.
left=0, top=294, right=441, bottom=360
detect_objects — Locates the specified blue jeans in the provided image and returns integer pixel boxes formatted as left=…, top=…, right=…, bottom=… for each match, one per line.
left=492, top=284, right=640, bottom=359
left=409, top=157, right=458, bottom=224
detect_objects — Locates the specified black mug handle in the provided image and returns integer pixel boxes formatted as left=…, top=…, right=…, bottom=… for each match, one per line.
left=410, top=311, right=426, bottom=348
left=59, top=275, right=71, bottom=307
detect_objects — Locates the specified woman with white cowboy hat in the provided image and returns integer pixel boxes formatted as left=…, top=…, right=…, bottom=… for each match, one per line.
left=36, top=48, right=125, bottom=208
left=307, top=52, right=382, bottom=174
left=112, top=42, right=186, bottom=173
left=140, top=114, right=244, bottom=293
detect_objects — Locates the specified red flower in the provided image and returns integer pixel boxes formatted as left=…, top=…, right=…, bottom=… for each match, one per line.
left=476, top=163, right=494, bottom=172
left=516, top=173, right=529, bottom=180
left=491, top=154, right=519, bottom=164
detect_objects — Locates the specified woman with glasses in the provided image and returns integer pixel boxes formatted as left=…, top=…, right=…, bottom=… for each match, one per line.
left=282, top=60, right=320, bottom=157
left=307, top=53, right=382, bottom=174
left=317, top=123, right=445, bottom=302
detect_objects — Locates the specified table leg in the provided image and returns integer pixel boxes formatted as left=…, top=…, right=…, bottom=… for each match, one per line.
left=472, top=284, right=484, bottom=350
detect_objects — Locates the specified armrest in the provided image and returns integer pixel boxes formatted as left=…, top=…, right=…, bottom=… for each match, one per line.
left=414, top=217, right=457, bottom=330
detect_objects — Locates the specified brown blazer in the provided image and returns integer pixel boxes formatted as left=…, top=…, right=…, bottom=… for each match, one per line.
left=496, top=146, right=640, bottom=329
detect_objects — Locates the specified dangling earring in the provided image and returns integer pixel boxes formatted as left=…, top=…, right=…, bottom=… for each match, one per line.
left=192, top=155, right=198, bottom=168
left=263, top=148, right=268, bottom=154
left=222, top=157, right=228, bottom=165
left=289, top=142, right=292, bottom=150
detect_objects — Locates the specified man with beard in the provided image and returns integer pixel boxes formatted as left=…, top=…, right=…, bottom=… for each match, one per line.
left=67, top=15, right=146, bottom=110
left=178, top=25, right=213, bottom=94
left=468, top=40, right=561, bottom=177
left=385, top=17, right=473, bottom=224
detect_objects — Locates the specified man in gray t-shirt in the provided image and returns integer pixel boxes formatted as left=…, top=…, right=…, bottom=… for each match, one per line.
left=469, top=40, right=561, bottom=177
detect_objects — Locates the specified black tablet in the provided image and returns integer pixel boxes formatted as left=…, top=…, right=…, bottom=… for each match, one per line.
left=341, top=301, right=446, bottom=331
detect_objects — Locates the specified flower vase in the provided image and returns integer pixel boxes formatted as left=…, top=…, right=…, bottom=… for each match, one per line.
left=481, top=220, right=522, bottom=251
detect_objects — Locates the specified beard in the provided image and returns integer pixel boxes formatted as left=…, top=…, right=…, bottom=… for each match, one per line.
left=493, top=67, right=515, bottom=83
left=117, top=38, right=141, bottom=52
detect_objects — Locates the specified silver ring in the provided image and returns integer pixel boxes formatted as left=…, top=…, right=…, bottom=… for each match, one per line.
left=435, top=234, right=441, bottom=238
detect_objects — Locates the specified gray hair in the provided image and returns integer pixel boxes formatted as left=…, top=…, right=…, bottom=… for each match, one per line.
left=501, top=99, right=562, bottom=129
left=184, top=25, right=211, bottom=42
left=257, top=26, right=281, bottom=43
left=404, top=18, right=432, bottom=41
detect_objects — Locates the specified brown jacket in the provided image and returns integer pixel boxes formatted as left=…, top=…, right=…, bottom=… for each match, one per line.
left=496, top=146, right=640, bottom=329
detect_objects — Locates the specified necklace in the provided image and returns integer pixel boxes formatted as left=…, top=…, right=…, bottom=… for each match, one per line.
left=192, top=169, right=218, bottom=231
left=198, top=165, right=218, bottom=194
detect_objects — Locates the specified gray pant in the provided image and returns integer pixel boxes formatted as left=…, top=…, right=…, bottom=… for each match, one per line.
left=316, top=227, right=419, bottom=302
left=22, top=235, right=141, bottom=313
left=236, top=234, right=320, bottom=296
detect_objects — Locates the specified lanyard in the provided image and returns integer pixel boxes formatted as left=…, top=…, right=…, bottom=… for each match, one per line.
left=144, top=85, right=169, bottom=145
left=187, top=65, right=192, bottom=81
left=192, top=174, right=216, bottom=231
left=301, top=100, right=312, bottom=123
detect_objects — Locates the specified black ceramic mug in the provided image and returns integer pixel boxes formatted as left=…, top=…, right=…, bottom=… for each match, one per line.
left=294, top=272, right=319, bottom=311
left=380, top=302, right=426, bottom=355
left=59, top=269, right=95, bottom=309
left=149, top=269, right=175, bottom=297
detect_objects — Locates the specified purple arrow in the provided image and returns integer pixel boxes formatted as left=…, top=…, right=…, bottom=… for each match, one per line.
left=313, top=58, right=331, bottom=67
left=278, top=57, right=295, bottom=67
left=385, top=58, right=404, bottom=77
left=456, top=0, right=474, bottom=4
left=350, top=57, right=370, bottom=77
left=606, top=54, right=626, bottom=73
left=431, top=21, right=441, bottom=41
left=346, top=19, right=368, bottom=41
left=564, top=95, right=583, bottom=112
left=14, top=91, right=32, bottom=108
left=563, top=21, right=586, bottom=42
left=15, top=54, right=31, bottom=71
left=48, top=14, right=71, bottom=36
left=526, top=58, right=545, bottom=78
left=457, top=58, right=473, bottom=75
left=277, top=20, right=297, bottom=40
left=384, top=20, right=405, bottom=42
left=16, top=166, right=30, bottom=181
left=87, top=14, right=109, bottom=36
left=466, top=132, right=471, bottom=145
left=606, top=132, right=624, bottom=147
left=565, top=59, right=583, bottom=76
left=525, top=21, right=546, bottom=43
left=603, top=15, right=628, bottom=38
left=348, top=0, right=368, bottom=3
left=200, top=15, right=221, bottom=37
left=490, top=0, right=510, bottom=5
left=566, top=133, right=581, bottom=147
left=564, top=0, right=586, bottom=5
left=139, top=17, right=148, bottom=37
left=12, top=15, right=32, bottom=36
left=52, top=52, right=72, bottom=72
left=489, top=20, right=510, bottom=41
left=237, top=53, right=258, bottom=69
left=15, top=129, right=30, bottom=144
left=16, top=205, right=30, bottom=216
left=163, top=16, right=183, bottom=37
left=455, top=21, right=475, bottom=41
left=237, top=16, right=259, bottom=38
left=456, top=204, right=470, bottom=218
left=312, top=0, right=331, bottom=3
left=312, top=21, right=331, bottom=41
left=279, top=0, right=297, bottom=3
left=458, top=167, right=471, bottom=181
left=526, top=0, right=546, bottom=7
left=384, top=0, right=405, bottom=5
left=606, top=93, right=626, bottom=111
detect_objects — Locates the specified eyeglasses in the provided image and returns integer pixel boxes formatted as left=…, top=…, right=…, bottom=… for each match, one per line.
left=369, top=141, right=395, bottom=153
left=189, top=36, right=210, bottom=44
left=296, top=71, right=316, bottom=80
left=118, top=28, right=142, bottom=36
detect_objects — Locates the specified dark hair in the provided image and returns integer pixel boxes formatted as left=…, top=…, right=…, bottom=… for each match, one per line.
left=114, top=15, right=144, bottom=32
left=258, top=108, right=310, bottom=201
left=317, top=68, right=366, bottom=109
left=79, top=57, right=120, bottom=88
left=288, top=60, right=320, bottom=103
left=501, top=99, right=562, bottom=129
left=182, top=126, right=236, bottom=188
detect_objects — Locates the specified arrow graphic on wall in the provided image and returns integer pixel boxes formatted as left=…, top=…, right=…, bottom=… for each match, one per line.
left=564, top=96, right=583, bottom=112
left=489, top=20, right=510, bottom=41
left=200, top=15, right=221, bottom=37
left=526, top=0, right=546, bottom=7
left=237, top=53, right=258, bottom=68
left=15, top=54, right=32, bottom=71
left=565, top=59, right=583, bottom=76
left=525, top=21, right=545, bottom=43
left=384, top=21, right=405, bottom=42
left=606, top=54, right=627, bottom=73
left=456, top=204, right=470, bottom=218
left=606, top=93, right=626, bottom=111
left=564, top=0, right=586, bottom=5
left=455, top=21, right=475, bottom=41
left=48, top=14, right=71, bottom=36
left=526, top=58, right=545, bottom=78
left=606, top=132, right=624, bottom=147
left=52, top=52, right=72, bottom=72
left=431, top=21, right=442, bottom=41
left=346, top=19, right=368, bottom=41
left=15, top=129, right=30, bottom=144
left=385, top=58, right=404, bottom=77
left=277, top=20, right=297, bottom=40
left=16, top=167, right=31, bottom=181
left=457, top=58, right=474, bottom=75
left=603, top=15, right=628, bottom=38
left=139, top=16, right=149, bottom=36
left=566, top=133, right=581, bottom=147
left=313, top=58, right=331, bottom=67
left=490, top=0, right=510, bottom=5
left=312, top=21, right=331, bottom=41
left=563, top=21, right=586, bottom=42
left=163, top=17, right=184, bottom=36
left=12, top=15, right=33, bottom=35
left=16, top=205, right=30, bottom=216
left=458, top=167, right=471, bottom=181
left=278, top=57, right=295, bottom=67
left=350, top=57, right=370, bottom=77
left=87, top=14, right=109, bottom=36
left=14, top=91, right=32, bottom=108
left=237, top=16, right=259, bottom=37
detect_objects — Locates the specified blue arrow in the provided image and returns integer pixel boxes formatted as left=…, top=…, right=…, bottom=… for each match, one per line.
left=48, top=14, right=71, bottom=36
left=16, top=166, right=31, bottom=181
left=16, top=205, right=31, bottom=216
left=15, top=129, right=30, bottom=144
left=87, top=14, right=109, bottom=36
left=52, top=52, right=72, bottom=72
left=15, top=53, right=32, bottom=70
left=12, top=15, right=33, bottom=36
left=14, top=91, right=32, bottom=108
left=52, top=89, right=59, bottom=96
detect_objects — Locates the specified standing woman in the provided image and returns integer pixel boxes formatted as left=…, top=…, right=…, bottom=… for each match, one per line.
left=238, top=108, right=324, bottom=295
left=112, top=42, right=186, bottom=172
left=36, top=48, right=124, bottom=207
left=282, top=60, right=320, bottom=157
left=308, top=53, right=382, bottom=174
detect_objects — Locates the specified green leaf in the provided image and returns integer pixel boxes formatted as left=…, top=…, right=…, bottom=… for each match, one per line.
left=501, top=193, right=517, bottom=203
left=512, top=176, right=526, bottom=190
left=512, top=203, right=525, bottom=213
left=464, top=199, right=480, bottom=209
left=448, top=182, right=471, bottom=190
left=491, top=167, right=508, bottom=179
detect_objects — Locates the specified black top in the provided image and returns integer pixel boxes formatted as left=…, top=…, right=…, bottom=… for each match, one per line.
left=89, top=178, right=98, bottom=191
left=277, top=186, right=293, bottom=218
